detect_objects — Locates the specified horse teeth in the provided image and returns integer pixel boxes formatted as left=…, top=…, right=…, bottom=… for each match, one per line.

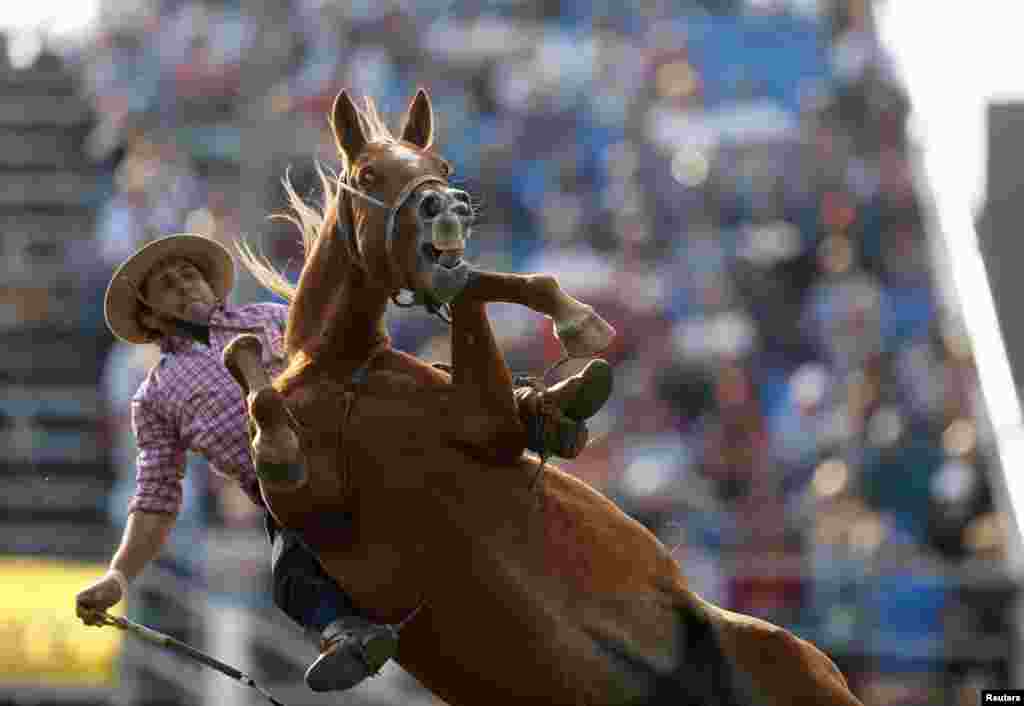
left=438, top=251, right=462, bottom=268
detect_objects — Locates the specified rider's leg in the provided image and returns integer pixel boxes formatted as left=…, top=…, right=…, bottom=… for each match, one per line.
left=266, top=515, right=398, bottom=692
left=430, top=359, right=613, bottom=459
left=513, top=358, right=613, bottom=459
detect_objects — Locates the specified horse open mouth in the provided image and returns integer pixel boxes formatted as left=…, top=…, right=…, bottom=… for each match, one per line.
left=423, top=243, right=465, bottom=269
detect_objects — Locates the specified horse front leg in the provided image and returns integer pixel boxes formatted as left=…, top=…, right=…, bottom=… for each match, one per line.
left=459, top=270, right=615, bottom=357
left=223, top=334, right=306, bottom=491
left=445, top=291, right=528, bottom=465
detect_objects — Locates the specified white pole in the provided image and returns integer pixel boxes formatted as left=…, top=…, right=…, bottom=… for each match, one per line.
left=203, top=592, right=252, bottom=706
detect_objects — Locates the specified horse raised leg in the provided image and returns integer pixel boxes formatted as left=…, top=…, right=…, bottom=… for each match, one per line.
left=459, top=270, right=616, bottom=358
left=437, top=286, right=528, bottom=464
left=223, top=334, right=305, bottom=490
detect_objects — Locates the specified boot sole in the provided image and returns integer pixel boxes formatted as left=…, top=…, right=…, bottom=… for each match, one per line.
left=304, top=632, right=398, bottom=692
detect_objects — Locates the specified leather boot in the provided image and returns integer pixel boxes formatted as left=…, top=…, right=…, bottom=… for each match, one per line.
left=304, top=616, right=399, bottom=692
left=515, top=358, right=613, bottom=458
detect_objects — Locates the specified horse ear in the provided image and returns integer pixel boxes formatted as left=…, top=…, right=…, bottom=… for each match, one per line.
left=401, top=89, right=434, bottom=150
left=330, top=90, right=368, bottom=161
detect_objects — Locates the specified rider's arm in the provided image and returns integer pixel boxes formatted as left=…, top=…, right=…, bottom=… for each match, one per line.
left=119, top=395, right=188, bottom=581
left=76, top=508, right=177, bottom=624
left=75, top=397, right=185, bottom=624
left=110, top=510, right=177, bottom=582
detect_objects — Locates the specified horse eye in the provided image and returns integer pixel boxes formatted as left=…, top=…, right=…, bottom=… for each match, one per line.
left=439, top=162, right=451, bottom=178
left=360, top=168, right=375, bottom=185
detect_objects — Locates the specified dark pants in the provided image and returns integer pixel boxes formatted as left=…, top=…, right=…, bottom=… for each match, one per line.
left=265, top=512, right=357, bottom=634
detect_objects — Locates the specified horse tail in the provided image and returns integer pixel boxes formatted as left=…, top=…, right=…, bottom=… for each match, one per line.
left=587, top=600, right=747, bottom=706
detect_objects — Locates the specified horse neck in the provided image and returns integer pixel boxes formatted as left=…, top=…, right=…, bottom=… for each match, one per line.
left=284, top=214, right=391, bottom=373
left=320, top=269, right=391, bottom=364
left=285, top=205, right=342, bottom=356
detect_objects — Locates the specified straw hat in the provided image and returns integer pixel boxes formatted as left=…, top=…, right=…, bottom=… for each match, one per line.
left=104, top=233, right=234, bottom=344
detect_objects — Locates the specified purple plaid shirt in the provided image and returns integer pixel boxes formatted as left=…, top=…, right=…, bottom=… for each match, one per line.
left=128, top=302, right=289, bottom=516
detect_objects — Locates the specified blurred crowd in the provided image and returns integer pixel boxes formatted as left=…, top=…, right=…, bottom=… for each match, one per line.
left=38, top=0, right=1014, bottom=702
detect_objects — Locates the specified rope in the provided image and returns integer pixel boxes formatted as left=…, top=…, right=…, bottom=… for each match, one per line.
left=92, top=611, right=289, bottom=706
left=336, top=387, right=356, bottom=505
left=392, top=599, right=426, bottom=632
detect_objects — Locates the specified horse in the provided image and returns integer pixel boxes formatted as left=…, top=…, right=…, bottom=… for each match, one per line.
left=223, top=89, right=865, bottom=706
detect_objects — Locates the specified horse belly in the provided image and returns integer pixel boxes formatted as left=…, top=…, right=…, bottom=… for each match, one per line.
left=381, top=456, right=693, bottom=704
left=322, top=393, right=718, bottom=704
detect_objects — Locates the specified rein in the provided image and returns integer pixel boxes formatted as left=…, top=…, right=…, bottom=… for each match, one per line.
left=275, top=338, right=391, bottom=505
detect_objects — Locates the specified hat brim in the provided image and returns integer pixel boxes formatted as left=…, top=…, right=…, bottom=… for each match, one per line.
left=104, top=234, right=235, bottom=344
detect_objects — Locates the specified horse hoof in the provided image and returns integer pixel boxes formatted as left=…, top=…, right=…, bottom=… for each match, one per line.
left=223, top=333, right=268, bottom=394
left=249, top=386, right=301, bottom=473
left=249, top=387, right=293, bottom=439
left=554, top=306, right=616, bottom=358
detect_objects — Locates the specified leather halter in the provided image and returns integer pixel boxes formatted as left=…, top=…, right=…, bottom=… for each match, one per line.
left=383, top=174, right=448, bottom=258
left=338, top=172, right=451, bottom=310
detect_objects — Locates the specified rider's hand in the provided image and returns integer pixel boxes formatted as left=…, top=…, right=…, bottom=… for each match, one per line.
left=75, top=574, right=124, bottom=626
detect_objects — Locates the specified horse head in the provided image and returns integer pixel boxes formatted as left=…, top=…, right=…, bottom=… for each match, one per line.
left=331, top=89, right=475, bottom=310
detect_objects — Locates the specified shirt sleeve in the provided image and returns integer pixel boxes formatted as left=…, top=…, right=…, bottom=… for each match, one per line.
left=181, top=381, right=252, bottom=485
left=129, top=397, right=187, bottom=516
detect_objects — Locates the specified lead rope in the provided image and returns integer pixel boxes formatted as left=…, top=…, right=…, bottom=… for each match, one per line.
left=335, top=385, right=356, bottom=510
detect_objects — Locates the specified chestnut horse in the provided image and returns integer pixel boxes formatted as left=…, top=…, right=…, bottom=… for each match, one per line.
left=224, top=89, right=863, bottom=706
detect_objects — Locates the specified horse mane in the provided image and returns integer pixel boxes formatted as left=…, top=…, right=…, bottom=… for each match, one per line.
left=235, top=96, right=401, bottom=387
left=236, top=164, right=334, bottom=305
left=236, top=96, right=399, bottom=304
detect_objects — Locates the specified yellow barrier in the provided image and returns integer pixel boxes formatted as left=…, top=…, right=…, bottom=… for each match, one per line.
left=0, top=556, right=123, bottom=687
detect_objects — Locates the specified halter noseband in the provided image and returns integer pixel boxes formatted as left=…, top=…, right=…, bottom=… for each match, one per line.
left=337, top=172, right=454, bottom=317
left=384, top=174, right=449, bottom=255
left=337, top=173, right=447, bottom=255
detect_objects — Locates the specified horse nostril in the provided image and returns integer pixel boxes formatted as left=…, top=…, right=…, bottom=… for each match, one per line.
left=420, top=193, right=443, bottom=220
left=447, top=190, right=473, bottom=220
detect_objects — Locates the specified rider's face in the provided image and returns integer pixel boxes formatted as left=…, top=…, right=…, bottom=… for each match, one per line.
left=139, top=257, right=218, bottom=334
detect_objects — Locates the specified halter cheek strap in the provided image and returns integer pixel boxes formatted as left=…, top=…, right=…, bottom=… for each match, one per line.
left=337, top=172, right=453, bottom=318
left=342, top=173, right=448, bottom=292
left=336, top=173, right=447, bottom=252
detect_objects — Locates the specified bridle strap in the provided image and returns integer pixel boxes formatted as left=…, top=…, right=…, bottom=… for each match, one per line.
left=338, top=172, right=451, bottom=317
left=383, top=174, right=447, bottom=254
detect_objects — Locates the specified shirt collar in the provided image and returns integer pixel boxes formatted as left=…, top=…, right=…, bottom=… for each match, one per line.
left=157, top=301, right=231, bottom=354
